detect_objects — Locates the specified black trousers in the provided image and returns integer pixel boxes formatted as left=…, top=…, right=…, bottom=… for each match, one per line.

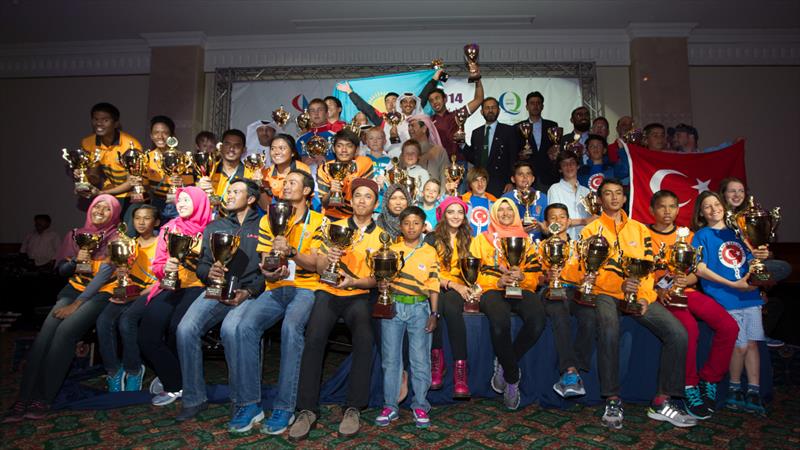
left=431, top=289, right=470, bottom=361
left=543, top=289, right=597, bottom=373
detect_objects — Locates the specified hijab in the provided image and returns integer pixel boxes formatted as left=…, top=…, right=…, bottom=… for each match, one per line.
left=377, top=184, right=412, bottom=240
left=56, top=194, right=121, bottom=261
left=483, top=197, right=527, bottom=240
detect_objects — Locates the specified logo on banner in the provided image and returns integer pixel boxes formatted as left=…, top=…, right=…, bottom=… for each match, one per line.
left=367, top=92, right=388, bottom=114
left=588, top=173, right=605, bottom=192
left=719, top=241, right=746, bottom=278
left=498, top=92, right=522, bottom=115
left=470, top=206, right=490, bottom=229
left=291, top=95, right=310, bottom=113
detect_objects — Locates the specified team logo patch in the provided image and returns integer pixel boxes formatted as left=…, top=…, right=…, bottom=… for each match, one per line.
left=588, top=173, right=605, bottom=192
left=470, top=206, right=490, bottom=228
left=719, top=241, right=746, bottom=278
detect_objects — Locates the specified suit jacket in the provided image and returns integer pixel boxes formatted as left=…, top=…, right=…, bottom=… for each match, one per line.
left=514, top=117, right=560, bottom=192
left=463, top=122, right=520, bottom=198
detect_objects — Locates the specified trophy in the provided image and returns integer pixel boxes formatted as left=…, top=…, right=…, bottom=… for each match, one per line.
left=320, top=223, right=357, bottom=286
left=62, top=148, right=100, bottom=194
left=272, top=105, right=291, bottom=129
left=206, top=231, right=242, bottom=300
left=386, top=158, right=406, bottom=185
left=367, top=232, right=405, bottom=319
left=453, top=108, right=469, bottom=144
left=244, top=151, right=268, bottom=173
left=302, top=134, right=331, bottom=158
left=262, top=200, right=296, bottom=271
left=152, top=137, right=192, bottom=203
left=296, top=108, right=311, bottom=133
left=574, top=225, right=611, bottom=306
left=384, top=111, right=403, bottom=144
left=515, top=188, right=538, bottom=227
left=463, top=43, right=481, bottom=82
left=459, top=256, right=482, bottom=314
left=73, top=230, right=104, bottom=274
left=580, top=191, right=602, bottom=216
left=518, top=122, right=533, bottom=158
left=401, top=174, right=418, bottom=203
left=325, top=160, right=357, bottom=207
left=161, top=228, right=201, bottom=290
left=117, top=142, right=148, bottom=203
left=345, top=116, right=363, bottom=136
left=725, top=196, right=781, bottom=286
left=192, top=148, right=221, bottom=205
left=619, top=254, right=656, bottom=315
left=500, top=237, right=528, bottom=299
left=431, top=58, right=449, bottom=82
left=564, top=133, right=584, bottom=156
left=663, top=227, right=703, bottom=308
left=445, top=155, right=465, bottom=196
left=108, top=223, right=141, bottom=301
left=547, top=127, right=564, bottom=152
left=542, top=223, right=572, bottom=301
left=622, top=125, right=644, bottom=145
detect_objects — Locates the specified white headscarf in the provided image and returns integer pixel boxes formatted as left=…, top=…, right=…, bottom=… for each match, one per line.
left=245, top=120, right=280, bottom=166
left=406, top=114, right=443, bottom=147
left=383, top=92, right=424, bottom=145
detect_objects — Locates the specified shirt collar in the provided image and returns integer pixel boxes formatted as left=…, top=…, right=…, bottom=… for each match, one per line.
left=95, top=130, right=121, bottom=148
left=348, top=216, right=377, bottom=234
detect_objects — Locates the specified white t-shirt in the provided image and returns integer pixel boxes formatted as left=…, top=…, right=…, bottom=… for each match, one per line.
left=547, top=178, right=592, bottom=240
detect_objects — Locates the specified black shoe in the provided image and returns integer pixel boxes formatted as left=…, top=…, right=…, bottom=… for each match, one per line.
left=176, top=402, right=208, bottom=421
left=684, top=386, right=711, bottom=420
left=699, top=380, right=717, bottom=413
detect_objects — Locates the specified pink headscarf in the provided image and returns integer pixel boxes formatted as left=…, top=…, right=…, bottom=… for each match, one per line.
left=407, top=114, right=443, bottom=147
left=436, top=196, right=468, bottom=222
left=56, top=194, right=121, bottom=261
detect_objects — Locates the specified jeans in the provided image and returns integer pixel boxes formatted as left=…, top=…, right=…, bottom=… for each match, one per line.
left=543, top=289, right=597, bottom=372
left=439, top=289, right=469, bottom=361
left=138, top=287, right=202, bottom=393
left=595, top=294, right=687, bottom=398
left=176, top=291, right=234, bottom=408
left=19, top=285, right=110, bottom=403
left=296, top=291, right=374, bottom=413
left=381, top=301, right=432, bottom=412
left=479, top=289, right=546, bottom=384
left=96, top=295, right=148, bottom=374
left=222, top=286, right=314, bottom=411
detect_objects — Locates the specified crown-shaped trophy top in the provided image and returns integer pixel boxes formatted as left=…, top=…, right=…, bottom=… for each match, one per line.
left=166, top=136, right=178, bottom=150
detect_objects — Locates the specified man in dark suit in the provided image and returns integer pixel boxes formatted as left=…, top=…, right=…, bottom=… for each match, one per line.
left=560, top=105, right=592, bottom=163
left=461, top=97, right=520, bottom=198
left=514, top=91, right=560, bottom=191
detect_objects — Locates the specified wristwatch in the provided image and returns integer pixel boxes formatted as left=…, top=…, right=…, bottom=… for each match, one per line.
left=430, top=312, right=441, bottom=319
left=287, top=248, right=298, bottom=258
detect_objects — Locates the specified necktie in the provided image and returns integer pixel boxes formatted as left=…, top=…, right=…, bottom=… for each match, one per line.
left=481, top=124, right=490, bottom=167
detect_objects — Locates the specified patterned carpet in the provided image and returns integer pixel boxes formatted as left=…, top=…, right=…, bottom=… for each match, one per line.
left=1, top=332, right=800, bottom=449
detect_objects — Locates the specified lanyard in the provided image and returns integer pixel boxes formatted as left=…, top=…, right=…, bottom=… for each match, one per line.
left=402, top=241, right=424, bottom=264
left=220, top=164, right=241, bottom=197
left=295, top=210, right=311, bottom=252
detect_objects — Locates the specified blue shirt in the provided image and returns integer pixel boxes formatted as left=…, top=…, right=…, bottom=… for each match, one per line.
left=422, top=205, right=438, bottom=231
left=578, top=160, right=615, bottom=191
left=367, top=153, right=392, bottom=213
left=692, top=226, right=763, bottom=310
left=464, top=194, right=493, bottom=236
left=501, top=189, right=548, bottom=240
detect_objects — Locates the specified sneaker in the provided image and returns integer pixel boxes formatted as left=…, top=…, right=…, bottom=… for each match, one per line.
left=766, top=337, right=785, bottom=348
left=699, top=380, right=717, bottom=413
left=2, top=401, right=27, bottom=424
left=338, top=407, right=360, bottom=437
left=413, top=409, right=430, bottom=428
left=647, top=399, right=698, bottom=427
left=744, top=391, right=767, bottom=416
left=374, top=407, right=399, bottom=427
left=490, top=358, right=506, bottom=394
left=149, top=377, right=164, bottom=395
left=124, top=366, right=146, bottom=392
left=288, top=410, right=317, bottom=441
left=601, top=398, right=624, bottom=430
left=503, top=381, right=521, bottom=410
left=684, top=386, right=711, bottom=420
left=176, top=402, right=207, bottom=422
left=227, top=403, right=265, bottom=432
left=107, top=367, right=125, bottom=392
left=151, top=390, right=182, bottom=407
left=725, top=389, right=746, bottom=411
left=261, top=409, right=294, bottom=435
left=23, top=401, right=49, bottom=420
left=553, top=371, right=586, bottom=398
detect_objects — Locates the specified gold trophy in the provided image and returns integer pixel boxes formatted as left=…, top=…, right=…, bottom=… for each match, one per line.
left=152, top=137, right=192, bottom=203
left=401, top=174, right=417, bottom=203
left=108, top=223, right=141, bottom=301
left=262, top=200, right=296, bottom=271
left=619, top=253, right=656, bottom=315
left=453, top=108, right=469, bottom=144
left=160, top=228, right=201, bottom=291
left=580, top=191, right=602, bottom=216
left=244, top=151, right=268, bottom=173
left=367, top=232, right=405, bottom=319
left=325, top=160, right=357, bottom=207
left=431, top=58, right=449, bottom=82
left=73, top=230, right=104, bottom=274
left=345, top=116, right=362, bottom=136
left=542, top=223, right=573, bottom=301
left=459, top=256, right=482, bottom=314
left=302, top=134, right=331, bottom=158
left=384, top=111, right=403, bottom=144
left=515, top=188, right=538, bottom=227
left=320, top=222, right=357, bottom=286
left=500, top=237, right=528, bottom=299
left=574, top=226, right=611, bottom=306
left=518, top=122, right=533, bottom=158
left=62, top=148, right=100, bottom=194
left=445, top=155, right=465, bottom=197
left=272, top=105, right=291, bottom=129
left=192, top=148, right=221, bottom=206
left=622, top=125, right=644, bottom=145
left=386, top=158, right=406, bottom=185
left=117, top=142, right=149, bottom=203
left=547, top=127, right=564, bottom=152
left=564, top=133, right=584, bottom=156
left=296, top=108, right=311, bottom=133
left=725, top=196, right=781, bottom=286
left=463, top=43, right=481, bottom=82
left=663, top=227, right=703, bottom=308
left=206, top=231, right=241, bottom=300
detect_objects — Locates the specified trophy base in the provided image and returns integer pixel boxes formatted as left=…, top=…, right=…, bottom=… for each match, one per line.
left=205, top=284, right=226, bottom=300
left=618, top=299, right=645, bottom=315
left=453, top=133, right=466, bottom=144
left=372, top=301, right=396, bottom=319
left=573, top=291, right=596, bottom=307
left=320, top=271, right=343, bottom=286
left=75, top=262, right=94, bottom=275
left=327, top=197, right=345, bottom=208
left=545, top=287, right=568, bottom=301
left=505, top=286, right=523, bottom=300
left=160, top=276, right=179, bottom=291
left=463, top=300, right=481, bottom=314
left=468, top=73, right=482, bottom=83
left=390, top=136, right=400, bottom=144
left=166, top=194, right=176, bottom=204
left=74, top=182, right=93, bottom=194
left=518, top=149, right=533, bottom=160
left=263, top=254, right=287, bottom=272
left=113, top=285, right=142, bottom=302
left=747, top=272, right=775, bottom=288
left=522, top=218, right=535, bottom=227
left=664, top=292, right=689, bottom=308
left=130, top=193, right=145, bottom=203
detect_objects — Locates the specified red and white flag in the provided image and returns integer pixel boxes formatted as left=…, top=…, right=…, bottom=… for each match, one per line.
left=628, top=141, right=747, bottom=226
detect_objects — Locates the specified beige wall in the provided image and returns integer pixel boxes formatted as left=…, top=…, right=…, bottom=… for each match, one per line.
left=690, top=66, right=800, bottom=241
left=597, top=66, right=632, bottom=135
left=0, top=75, right=150, bottom=243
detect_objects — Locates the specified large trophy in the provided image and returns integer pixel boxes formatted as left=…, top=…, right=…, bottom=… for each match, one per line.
left=192, top=147, right=221, bottom=205
left=401, top=174, right=418, bottom=203
left=515, top=188, right=538, bottom=227
left=73, top=230, right=104, bottom=274
left=244, top=151, right=268, bottom=174
left=320, top=222, right=357, bottom=286
left=542, top=223, right=573, bottom=301
left=431, top=58, right=449, bottom=82
left=206, top=231, right=241, bottom=300
left=386, top=158, right=406, bottom=185
left=272, top=105, right=291, bottom=129
left=108, top=223, right=141, bottom=301
left=263, top=200, right=296, bottom=271
left=152, top=137, right=192, bottom=203
left=622, top=125, right=644, bottom=145
left=367, top=232, right=405, bottom=319
left=574, top=226, right=611, bottom=306
left=725, top=196, right=781, bottom=286
left=296, top=108, right=311, bottom=133
left=663, top=227, right=703, bottom=308
left=580, top=191, right=602, bottom=216
left=518, top=122, right=533, bottom=158
left=117, top=142, right=148, bottom=203
left=619, top=254, right=656, bottom=315
left=547, top=127, right=564, bottom=152
left=62, top=148, right=100, bottom=194
left=302, top=134, right=331, bottom=158
left=453, top=108, right=469, bottom=144
left=463, top=43, right=481, bottom=82
left=459, top=256, right=482, bottom=313
left=384, top=111, right=403, bottom=144
left=325, top=161, right=356, bottom=207
left=500, top=237, right=528, bottom=299
left=161, top=228, right=201, bottom=290
left=445, top=155, right=465, bottom=196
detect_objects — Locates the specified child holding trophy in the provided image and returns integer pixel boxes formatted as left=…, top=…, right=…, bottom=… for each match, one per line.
left=501, top=161, right=548, bottom=239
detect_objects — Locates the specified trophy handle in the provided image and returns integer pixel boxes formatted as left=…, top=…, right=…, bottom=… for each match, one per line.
left=692, top=245, right=704, bottom=271
left=769, top=207, right=781, bottom=241
left=365, top=249, right=373, bottom=271
left=398, top=251, right=406, bottom=271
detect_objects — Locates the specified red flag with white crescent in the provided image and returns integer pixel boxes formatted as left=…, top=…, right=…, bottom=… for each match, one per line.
left=627, top=141, right=747, bottom=226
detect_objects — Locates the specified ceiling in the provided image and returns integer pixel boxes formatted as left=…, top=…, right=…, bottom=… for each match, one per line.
left=1, top=0, right=798, bottom=45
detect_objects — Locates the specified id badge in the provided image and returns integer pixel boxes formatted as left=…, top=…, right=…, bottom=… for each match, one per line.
left=656, top=274, right=674, bottom=290
left=286, top=260, right=296, bottom=281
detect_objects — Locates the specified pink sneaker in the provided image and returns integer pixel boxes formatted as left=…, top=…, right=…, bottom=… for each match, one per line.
left=413, top=409, right=430, bottom=428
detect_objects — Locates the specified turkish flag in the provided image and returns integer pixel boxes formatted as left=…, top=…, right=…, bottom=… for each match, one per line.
left=628, top=141, right=747, bottom=226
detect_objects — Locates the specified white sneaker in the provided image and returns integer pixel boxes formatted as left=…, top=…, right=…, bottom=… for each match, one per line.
left=152, top=390, right=182, bottom=407
left=149, top=377, right=164, bottom=395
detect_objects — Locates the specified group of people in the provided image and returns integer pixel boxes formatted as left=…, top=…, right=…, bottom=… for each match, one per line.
left=4, top=75, right=785, bottom=440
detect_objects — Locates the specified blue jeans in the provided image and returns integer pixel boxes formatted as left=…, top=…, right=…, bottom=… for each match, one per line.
left=381, top=301, right=432, bottom=412
left=222, top=286, right=315, bottom=411
left=176, top=291, right=234, bottom=408
left=96, top=295, right=147, bottom=374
